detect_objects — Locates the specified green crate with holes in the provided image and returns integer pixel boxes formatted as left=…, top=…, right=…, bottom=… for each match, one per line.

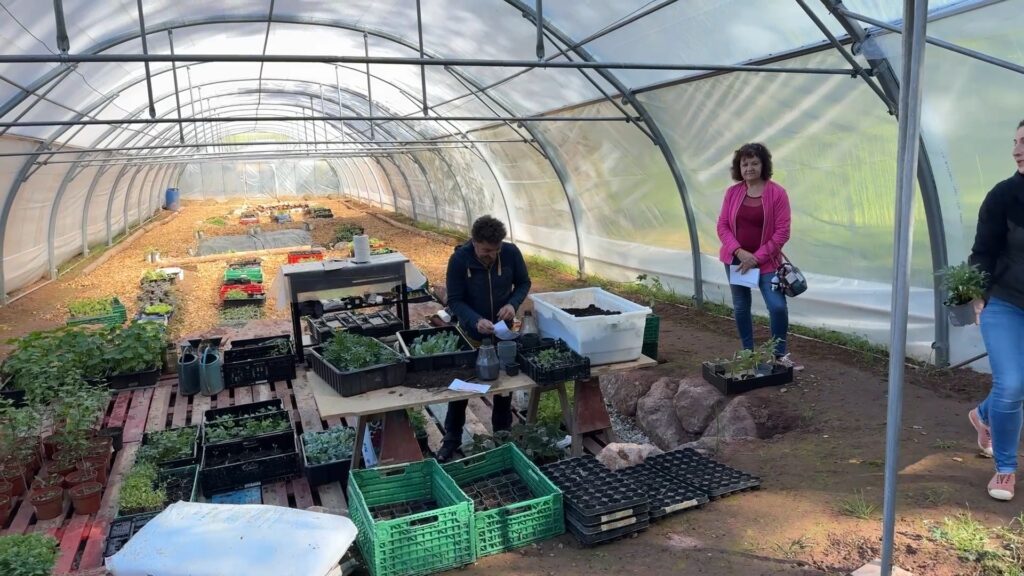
left=443, top=443, right=564, bottom=557
left=223, top=267, right=263, bottom=284
left=348, top=459, right=475, bottom=576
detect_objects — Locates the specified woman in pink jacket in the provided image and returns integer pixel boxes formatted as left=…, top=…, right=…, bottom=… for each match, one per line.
left=716, top=143, right=801, bottom=370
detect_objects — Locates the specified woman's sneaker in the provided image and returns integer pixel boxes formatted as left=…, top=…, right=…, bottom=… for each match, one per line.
left=988, top=472, right=1015, bottom=501
left=969, top=408, right=994, bottom=458
left=775, top=354, right=804, bottom=371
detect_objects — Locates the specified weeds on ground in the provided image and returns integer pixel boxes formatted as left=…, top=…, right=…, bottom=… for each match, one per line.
left=928, top=512, right=1024, bottom=575
left=933, top=439, right=958, bottom=449
left=921, top=486, right=953, bottom=506
left=838, top=490, right=878, bottom=520
left=771, top=535, right=811, bottom=559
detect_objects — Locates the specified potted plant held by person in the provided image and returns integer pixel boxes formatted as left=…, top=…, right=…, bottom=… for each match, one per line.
left=938, top=262, right=988, bottom=326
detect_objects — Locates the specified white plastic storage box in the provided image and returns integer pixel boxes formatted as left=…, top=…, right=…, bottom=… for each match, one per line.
left=530, top=287, right=652, bottom=365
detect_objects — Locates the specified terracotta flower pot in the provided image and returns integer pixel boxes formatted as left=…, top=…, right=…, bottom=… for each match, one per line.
left=30, top=486, right=64, bottom=521
left=0, top=494, right=10, bottom=519
left=0, top=480, right=12, bottom=498
left=64, top=467, right=98, bottom=488
left=70, top=481, right=102, bottom=515
left=31, top=473, right=63, bottom=492
left=81, top=457, right=109, bottom=485
left=48, top=457, right=77, bottom=478
left=89, top=436, right=113, bottom=454
left=0, top=466, right=27, bottom=497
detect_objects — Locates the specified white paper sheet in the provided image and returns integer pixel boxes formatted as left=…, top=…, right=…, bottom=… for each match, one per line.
left=493, top=320, right=518, bottom=341
left=449, top=379, right=491, bottom=393
left=728, top=265, right=760, bottom=288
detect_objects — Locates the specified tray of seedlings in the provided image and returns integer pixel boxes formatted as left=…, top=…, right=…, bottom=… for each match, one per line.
left=139, top=426, right=199, bottom=470
left=220, top=283, right=266, bottom=307
left=301, top=426, right=357, bottom=489
left=306, top=332, right=406, bottom=397
left=222, top=335, right=296, bottom=387
left=517, top=339, right=591, bottom=385
left=614, top=463, right=709, bottom=519
left=199, top=399, right=299, bottom=495
left=643, top=448, right=761, bottom=500
left=397, top=325, right=476, bottom=372
left=701, top=338, right=793, bottom=395
left=104, top=511, right=160, bottom=557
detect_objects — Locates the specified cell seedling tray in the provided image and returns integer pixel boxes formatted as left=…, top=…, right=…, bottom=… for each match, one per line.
left=615, top=464, right=708, bottom=519
left=567, top=514, right=650, bottom=547
left=643, top=448, right=761, bottom=499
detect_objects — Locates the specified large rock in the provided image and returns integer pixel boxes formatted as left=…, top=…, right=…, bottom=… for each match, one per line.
left=636, top=378, right=690, bottom=450
left=600, top=370, right=661, bottom=417
left=672, top=377, right=726, bottom=435
left=596, top=443, right=663, bottom=470
left=704, top=397, right=758, bottom=440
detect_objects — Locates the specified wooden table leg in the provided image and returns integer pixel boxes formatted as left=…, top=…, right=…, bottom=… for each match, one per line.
left=526, top=386, right=542, bottom=424
left=351, top=415, right=366, bottom=469
left=571, top=377, right=614, bottom=457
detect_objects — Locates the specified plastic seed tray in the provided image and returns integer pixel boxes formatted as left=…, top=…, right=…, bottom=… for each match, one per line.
left=615, top=464, right=708, bottom=519
left=461, top=472, right=532, bottom=512
left=103, top=511, right=160, bottom=557
left=643, top=448, right=761, bottom=499
left=566, top=514, right=650, bottom=547
left=540, top=457, right=648, bottom=521
left=565, top=506, right=647, bottom=534
left=369, top=497, right=437, bottom=522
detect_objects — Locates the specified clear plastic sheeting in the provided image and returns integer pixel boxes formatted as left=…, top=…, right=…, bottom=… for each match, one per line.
left=376, top=157, right=416, bottom=218
left=197, top=229, right=313, bottom=256
left=412, top=150, right=470, bottom=230
left=178, top=159, right=338, bottom=200
left=437, top=147, right=509, bottom=229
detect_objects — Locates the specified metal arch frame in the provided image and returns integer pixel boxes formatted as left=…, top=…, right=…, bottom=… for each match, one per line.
left=379, top=155, right=419, bottom=221
left=437, top=145, right=517, bottom=242
left=398, top=152, right=443, bottom=226
left=348, top=157, right=379, bottom=204
left=368, top=156, right=402, bottom=210
left=0, top=12, right=575, bottom=274
left=411, top=149, right=473, bottom=230
left=355, top=156, right=387, bottom=206
left=823, top=0, right=951, bottom=366
left=505, top=0, right=704, bottom=301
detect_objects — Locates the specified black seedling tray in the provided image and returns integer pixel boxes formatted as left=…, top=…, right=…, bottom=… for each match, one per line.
left=103, top=511, right=160, bottom=557
left=461, top=471, right=534, bottom=512
left=702, top=361, right=793, bottom=395
left=567, top=514, right=650, bottom=547
left=307, top=343, right=406, bottom=397
left=200, top=432, right=300, bottom=496
left=202, top=399, right=285, bottom=425
left=224, top=335, right=293, bottom=363
left=397, top=325, right=476, bottom=373
left=565, top=506, right=648, bottom=534
left=540, top=457, right=648, bottom=520
left=223, top=336, right=296, bottom=388
left=615, top=464, right=708, bottom=519
left=368, top=497, right=438, bottom=521
left=140, top=425, right=199, bottom=470
left=644, top=449, right=761, bottom=499
left=518, top=339, right=590, bottom=384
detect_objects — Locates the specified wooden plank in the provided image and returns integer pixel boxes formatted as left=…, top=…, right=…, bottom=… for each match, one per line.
left=170, top=388, right=189, bottom=429
left=324, top=416, right=343, bottom=428
left=105, top=392, right=131, bottom=428
left=291, top=375, right=324, bottom=434
left=252, top=383, right=272, bottom=401
left=291, top=478, right=315, bottom=510
left=261, top=482, right=288, bottom=506
left=234, top=386, right=253, bottom=405
left=76, top=518, right=109, bottom=571
left=6, top=494, right=35, bottom=535
left=378, top=411, right=423, bottom=466
left=590, top=354, right=658, bottom=376
left=191, top=393, right=211, bottom=426
left=574, top=379, right=611, bottom=434
left=123, top=389, right=154, bottom=444
left=31, top=499, right=69, bottom=536
left=417, top=407, right=444, bottom=452
left=214, top=387, right=232, bottom=408
left=467, top=398, right=494, bottom=434
left=315, top=483, right=348, bottom=515
left=583, top=436, right=606, bottom=457
left=54, top=515, right=90, bottom=575
left=145, top=383, right=172, bottom=432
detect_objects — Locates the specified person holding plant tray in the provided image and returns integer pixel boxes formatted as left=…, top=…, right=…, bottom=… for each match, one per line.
left=966, top=119, right=1024, bottom=502
left=716, top=143, right=802, bottom=371
left=437, top=215, right=531, bottom=463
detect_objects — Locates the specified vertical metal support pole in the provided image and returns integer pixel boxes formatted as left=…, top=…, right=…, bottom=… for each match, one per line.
left=319, top=85, right=328, bottom=148
left=185, top=66, right=199, bottom=144
left=335, top=66, right=345, bottom=142
left=167, top=30, right=185, bottom=143
left=308, top=96, right=316, bottom=151
left=363, top=33, right=374, bottom=140
left=52, top=0, right=70, bottom=53
left=415, top=0, right=428, bottom=115
left=881, top=1, right=928, bottom=574
left=135, top=0, right=156, bottom=119
left=535, top=0, right=545, bottom=59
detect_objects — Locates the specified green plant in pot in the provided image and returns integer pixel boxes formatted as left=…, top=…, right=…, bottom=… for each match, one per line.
left=0, top=533, right=58, bottom=576
left=51, top=382, right=110, bottom=472
left=302, top=426, right=356, bottom=465
left=321, top=332, right=399, bottom=372
left=104, top=322, right=166, bottom=376
left=138, top=427, right=195, bottom=465
left=937, top=262, right=988, bottom=326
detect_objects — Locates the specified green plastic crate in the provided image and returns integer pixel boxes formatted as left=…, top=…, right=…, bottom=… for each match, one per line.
left=66, top=297, right=127, bottom=327
left=223, top=267, right=263, bottom=283
left=348, top=459, right=475, bottom=576
left=443, top=444, right=564, bottom=557
left=643, top=314, right=660, bottom=342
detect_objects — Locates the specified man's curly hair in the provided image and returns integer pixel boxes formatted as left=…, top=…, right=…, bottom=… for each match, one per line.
left=471, top=215, right=507, bottom=244
left=730, top=143, right=773, bottom=182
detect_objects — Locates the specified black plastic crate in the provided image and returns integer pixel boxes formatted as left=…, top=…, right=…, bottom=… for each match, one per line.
left=701, top=361, right=793, bottom=395
left=202, top=399, right=285, bottom=425
left=396, top=326, right=476, bottom=372
left=140, top=426, right=199, bottom=470
left=223, top=336, right=296, bottom=388
left=644, top=449, right=761, bottom=499
left=306, top=344, right=407, bottom=397
left=224, top=335, right=293, bottom=363
left=352, top=310, right=404, bottom=338
left=300, top=429, right=354, bottom=489
left=305, top=317, right=332, bottom=344
left=200, top=431, right=300, bottom=496
left=103, top=511, right=160, bottom=557
left=0, top=378, right=26, bottom=408
left=106, top=367, right=161, bottom=390
left=159, top=464, right=199, bottom=504
left=202, top=411, right=294, bottom=451
left=616, top=464, right=708, bottom=519
left=565, top=506, right=647, bottom=534
left=567, top=514, right=650, bottom=547
left=518, top=340, right=591, bottom=385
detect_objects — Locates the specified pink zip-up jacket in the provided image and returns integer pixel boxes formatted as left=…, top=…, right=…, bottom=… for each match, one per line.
left=716, top=180, right=791, bottom=274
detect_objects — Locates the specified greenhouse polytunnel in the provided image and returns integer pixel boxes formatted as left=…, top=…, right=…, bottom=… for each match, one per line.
left=0, top=2, right=1021, bottom=575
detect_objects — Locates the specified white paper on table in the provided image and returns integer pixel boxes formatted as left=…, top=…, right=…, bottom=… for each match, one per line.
left=728, top=265, right=760, bottom=288
left=449, top=379, right=491, bottom=393
left=493, top=320, right=519, bottom=341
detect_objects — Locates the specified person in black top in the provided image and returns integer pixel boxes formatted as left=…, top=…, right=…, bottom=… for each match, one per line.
left=967, top=119, right=1024, bottom=501
left=437, top=215, right=531, bottom=462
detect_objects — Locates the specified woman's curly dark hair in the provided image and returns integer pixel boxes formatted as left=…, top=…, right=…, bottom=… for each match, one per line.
left=471, top=215, right=507, bottom=244
left=730, top=143, right=773, bottom=182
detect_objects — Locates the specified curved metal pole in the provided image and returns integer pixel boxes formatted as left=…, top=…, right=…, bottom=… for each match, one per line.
left=381, top=156, right=418, bottom=221
left=121, top=166, right=148, bottom=231
left=80, top=165, right=113, bottom=256
left=322, top=159, right=342, bottom=196
left=370, top=157, right=400, bottom=209
left=105, top=166, right=133, bottom=245
left=354, top=157, right=385, bottom=206
left=447, top=147, right=517, bottom=243
left=347, top=157, right=376, bottom=204
left=423, top=150, right=473, bottom=230
left=402, top=153, right=442, bottom=226
left=505, top=0, right=703, bottom=299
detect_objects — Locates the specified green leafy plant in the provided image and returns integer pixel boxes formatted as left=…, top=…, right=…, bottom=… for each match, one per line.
left=204, top=216, right=227, bottom=226
left=321, top=332, right=399, bottom=372
left=406, top=409, right=427, bottom=436
left=532, top=347, right=573, bottom=369
left=0, top=399, right=42, bottom=464
left=119, top=461, right=166, bottom=515
left=409, top=331, right=462, bottom=356
left=219, top=305, right=262, bottom=324
left=142, top=269, right=171, bottom=282
left=138, top=427, right=195, bottom=465
left=938, top=262, right=988, bottom=306
left=3, top=328, right=108, bottom=404
left=224, top=289, right=248, bottom=300
left=144, top=303, right=173, bottom=315
left=469, top=422, right=564, bottom=464
left=334, top=223, right=365, bottom=243
left=536, top=384, right=574, bottom=427
left=68, top=296, right=115, bottom=318
left=0, top=533, right=59, bottom=576
left=302, top=426, right=356, bottom=465
left=206, top=413, right=289, bottom=443
left=52, top=383, right=110, bottom=464
left=104, top=322, right=166, bottom=375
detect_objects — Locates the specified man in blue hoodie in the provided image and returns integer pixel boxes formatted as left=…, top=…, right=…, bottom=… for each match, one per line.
left=437, top=215, right=531, bottom=462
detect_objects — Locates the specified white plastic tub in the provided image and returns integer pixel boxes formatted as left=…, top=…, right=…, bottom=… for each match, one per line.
left=530, top=287, right=652, bottom=365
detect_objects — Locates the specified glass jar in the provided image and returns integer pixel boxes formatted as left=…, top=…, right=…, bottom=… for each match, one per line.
left=476, top=339, right=500, bottom=381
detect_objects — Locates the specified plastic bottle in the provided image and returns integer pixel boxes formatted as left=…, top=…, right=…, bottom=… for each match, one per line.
left=476, top=339, right=500, bottom=381
left=520, top=310, right=538, bottom=335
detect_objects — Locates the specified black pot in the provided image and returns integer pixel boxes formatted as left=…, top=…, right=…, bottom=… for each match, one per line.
left=98, top=426, right=124, bottom=452
left=505, top=362, right=520, bottom=377
left=416, top=433, right=431, bottom=457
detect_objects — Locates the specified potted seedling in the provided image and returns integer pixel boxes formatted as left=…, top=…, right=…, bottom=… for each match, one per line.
left=0, top=533, right=59, bottom=576
left=937, top=262, right=988, bottom=326
left=104, top=322, right=166, bottom=389
left=308, top=332, right=406, bottom=397
left=407, top=409, right=431, bottom=456
left=470, top=422, right=564, bottom=466
left=300, top=426, right=356, bottom=488
left=144, top=247, right=161, bottom=263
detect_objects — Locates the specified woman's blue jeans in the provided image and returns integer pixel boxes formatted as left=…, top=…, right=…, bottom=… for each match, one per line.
left=977, top=297, right=1024, bottom=474
left=726, top=264, right=788, bottom=356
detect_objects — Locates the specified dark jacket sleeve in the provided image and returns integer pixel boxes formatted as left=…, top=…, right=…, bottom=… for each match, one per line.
left=507, top=244, right=532, bottom=311
left=446, top=250, right=482, bottom=327
left=969, top=184, right=1007, bottom=290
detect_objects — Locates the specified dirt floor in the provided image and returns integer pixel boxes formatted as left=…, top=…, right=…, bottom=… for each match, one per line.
left=2, top=198, right=1020, bottom=575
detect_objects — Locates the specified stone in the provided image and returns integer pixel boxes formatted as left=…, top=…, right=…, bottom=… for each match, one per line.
left=600, top=370, right=660, bottom=417
left=705, top=397, right=758, bottom=440
left=636, top=377, right=690, bottom=450
left=672, top=377, right=726, bottom=435
left=596, top=443, right=663, bottom=470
